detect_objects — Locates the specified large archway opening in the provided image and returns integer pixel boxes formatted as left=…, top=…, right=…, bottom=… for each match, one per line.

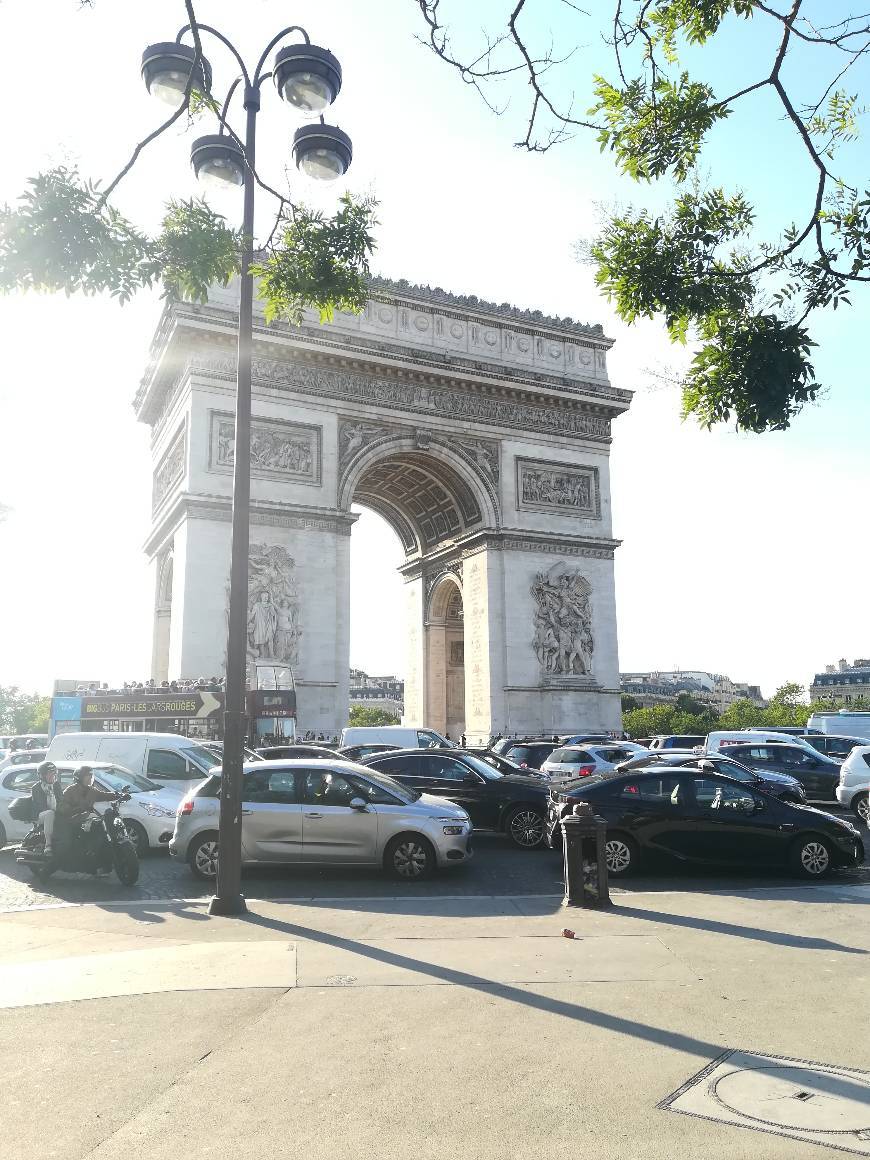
left=426, top=573, right=465, bottom=740
left=345, top=443, right=493, bottom=735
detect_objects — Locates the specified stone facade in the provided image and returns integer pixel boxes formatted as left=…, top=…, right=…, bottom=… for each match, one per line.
left=136, top=278, right=632, bottom=742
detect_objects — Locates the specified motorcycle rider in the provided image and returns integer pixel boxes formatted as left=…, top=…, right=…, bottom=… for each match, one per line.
left=59, top=765, right=123, bottom=850
left=30, top=761, right=62, bottom=858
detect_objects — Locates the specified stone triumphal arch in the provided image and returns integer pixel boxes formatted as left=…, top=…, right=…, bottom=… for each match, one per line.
left=136, top=278, right=632, bottom=742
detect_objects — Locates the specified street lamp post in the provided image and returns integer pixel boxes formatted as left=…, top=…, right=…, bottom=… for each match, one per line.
left=142, top=22, right=353, bottom=917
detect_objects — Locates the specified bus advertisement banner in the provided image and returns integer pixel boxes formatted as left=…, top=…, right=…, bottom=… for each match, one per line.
left=75, top=692, right=225, bottom=720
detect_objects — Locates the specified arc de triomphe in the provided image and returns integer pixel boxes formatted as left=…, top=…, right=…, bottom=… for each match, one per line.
left=136, top=278, right=632, bottom=742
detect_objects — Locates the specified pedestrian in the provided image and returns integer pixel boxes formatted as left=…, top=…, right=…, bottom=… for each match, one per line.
left=460, top=733, right=466, bottom=747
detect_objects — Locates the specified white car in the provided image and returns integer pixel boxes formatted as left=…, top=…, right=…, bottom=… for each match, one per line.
left=0, top=761, right=183, bottom=853
left=541, top=743, right=653, bottom=779
left=0, top=749, right=48, bottom=774
left=835, top=746, right=870, bottom=824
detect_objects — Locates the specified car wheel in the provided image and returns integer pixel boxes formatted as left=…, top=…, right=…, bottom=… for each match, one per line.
left=505, top=806, right=546, bottom=850
left=29, top=863, right=53, bottom=884
left=188, top=834, right=220, bottom=881
left=122, top=820, right=149, bottom=856
left=789, top=835, right=833, bottom=879
left=384, top=834, right=435, bottom=881
left=853, top=792, right=869, bottom=825
left=604, top=834, right=639, bottom=877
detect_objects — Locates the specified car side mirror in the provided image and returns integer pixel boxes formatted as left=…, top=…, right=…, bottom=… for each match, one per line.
left=741, top=798, right=758, bottom=814
left=349, top=797, right=368, bottom=811
left=463, top=771, right=481, bottom=784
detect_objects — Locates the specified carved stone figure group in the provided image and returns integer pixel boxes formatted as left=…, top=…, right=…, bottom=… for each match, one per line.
left=531, top=565, right=594, bottom=676
left=216, top=418, right=313, bottom=476
left=522, top=467, right=591, bottom=510
left=244, top=544, right=301, bottom=665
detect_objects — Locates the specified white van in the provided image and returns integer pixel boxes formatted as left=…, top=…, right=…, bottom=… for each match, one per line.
left=46, top=732, right=221, bottom=789
left=807, top=711, right=870, bottom=742
left=705, top=730, right=821, bottom=757
left=339, top=726, right=453, bottom=750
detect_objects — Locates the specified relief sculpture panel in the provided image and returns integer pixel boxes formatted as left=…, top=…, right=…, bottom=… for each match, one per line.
left=531, top=563, right=594, bottom=677
left=210, top=411, right=320, bottom=484
left=516, top=458, right=600, bottom=518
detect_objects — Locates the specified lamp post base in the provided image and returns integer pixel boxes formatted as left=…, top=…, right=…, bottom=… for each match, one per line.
left=207, top=893, right=248, bottom=917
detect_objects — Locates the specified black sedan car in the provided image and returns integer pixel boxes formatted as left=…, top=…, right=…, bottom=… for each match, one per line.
left=362, top=748, right=549, bottom=848
left=718, top=742, right=842, bottom=801
left=616, top=752, right=807, bottom=803
left=546, top=769, right=864, bottom=879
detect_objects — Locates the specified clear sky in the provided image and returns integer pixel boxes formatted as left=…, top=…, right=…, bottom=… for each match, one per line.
left=0, top=0, right=867, bottom=698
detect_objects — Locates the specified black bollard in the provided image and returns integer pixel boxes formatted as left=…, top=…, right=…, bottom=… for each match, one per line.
left=561, top=801, right=612, bottom=909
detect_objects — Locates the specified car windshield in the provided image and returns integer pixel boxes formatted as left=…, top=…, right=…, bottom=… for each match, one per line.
left=460, top=754, right=503, bottom=780
left=183, top=744, right=223, bottom=771
left=96, top=768, right=160, bottom=794
left=354, top=767, right=420, bottom=802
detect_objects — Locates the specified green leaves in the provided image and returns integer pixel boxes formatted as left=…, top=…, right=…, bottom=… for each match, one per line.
left=0, top=167, right=156, bottom=303
left=158, top=198, right=240, bottom=303
left=591, top=72, right=728, bottom=182
left=0, top=169, right=379, bottom=326
left=591, top=189, right=754, bottom=334
left=681, top=314, right=820, bottom=432
left=252, top=193, right=378, bottom=325
left=648, top=0, right=755, bottom=59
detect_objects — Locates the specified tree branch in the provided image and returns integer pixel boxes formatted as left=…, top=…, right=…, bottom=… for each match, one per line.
left=96, top=0, right=204, bottom=210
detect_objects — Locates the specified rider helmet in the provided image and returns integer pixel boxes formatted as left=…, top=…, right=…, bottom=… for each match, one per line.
left=36, top=761, right=57, bottom=783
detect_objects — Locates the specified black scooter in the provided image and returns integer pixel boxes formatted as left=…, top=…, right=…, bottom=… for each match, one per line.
left=16, top=794, right=139, bottom=886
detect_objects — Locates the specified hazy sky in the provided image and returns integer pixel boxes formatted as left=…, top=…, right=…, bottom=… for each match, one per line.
left=0, top=0, right=867, bottom=698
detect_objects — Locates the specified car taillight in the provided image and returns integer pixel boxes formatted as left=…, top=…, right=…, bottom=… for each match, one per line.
left=178, top=798, right=194, bottom=815
left=519, top=762, right=529, bottom=769
left=576, top=765, right=595, bottom=776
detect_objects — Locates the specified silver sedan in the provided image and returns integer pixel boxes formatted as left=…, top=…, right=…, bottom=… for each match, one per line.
left=170, top=759, right=473, bottom=881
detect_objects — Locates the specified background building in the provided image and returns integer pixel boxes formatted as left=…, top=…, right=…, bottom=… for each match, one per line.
left=349, top=668, right=404, bottom=719
left=620, top=669, right=766, bottom=711
left=810, top=659, right=870, bottom=703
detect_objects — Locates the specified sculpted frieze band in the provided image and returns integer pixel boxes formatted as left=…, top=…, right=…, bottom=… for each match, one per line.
left=191, top=355, right=612, bottom=440
left=152, top=426, right=185, bottom=512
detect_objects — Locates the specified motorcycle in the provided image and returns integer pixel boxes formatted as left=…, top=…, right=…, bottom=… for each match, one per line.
left=16, top=793, right=140, bottom=886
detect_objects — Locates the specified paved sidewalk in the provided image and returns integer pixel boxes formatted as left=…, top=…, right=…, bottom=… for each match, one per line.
left=1, top=884, right=868, bottom=1159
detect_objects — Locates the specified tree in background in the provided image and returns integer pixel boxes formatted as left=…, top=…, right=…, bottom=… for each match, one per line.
left=414, top=2, right=869, bottom=431
left=348, top=706, right=400, bottom=727
left=622, top=699, right=719, bottom=739
left=0, top=688, right=50, bottom=734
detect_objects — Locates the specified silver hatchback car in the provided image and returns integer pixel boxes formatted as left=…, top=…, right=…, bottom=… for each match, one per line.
left=170, top=760, right=473, bottom=881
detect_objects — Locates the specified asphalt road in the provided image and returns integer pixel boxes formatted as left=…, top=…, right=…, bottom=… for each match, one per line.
left=1, top=822, right=868, bottom=911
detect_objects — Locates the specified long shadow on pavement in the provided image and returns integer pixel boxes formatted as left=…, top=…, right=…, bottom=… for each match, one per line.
left=240, top=910, right=870, bottom=1102
left=611, top=901, right=869, bottom=954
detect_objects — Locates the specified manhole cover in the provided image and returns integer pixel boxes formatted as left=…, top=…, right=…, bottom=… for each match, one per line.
left=661, top=1051, right=870, bottom=1155
left=714, top=1066, right=870, bottom=1133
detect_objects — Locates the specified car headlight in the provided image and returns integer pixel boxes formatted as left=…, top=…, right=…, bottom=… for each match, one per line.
left=442, top=825, right=465, bottom=836
left=140, top=803, right=175, bottom=817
